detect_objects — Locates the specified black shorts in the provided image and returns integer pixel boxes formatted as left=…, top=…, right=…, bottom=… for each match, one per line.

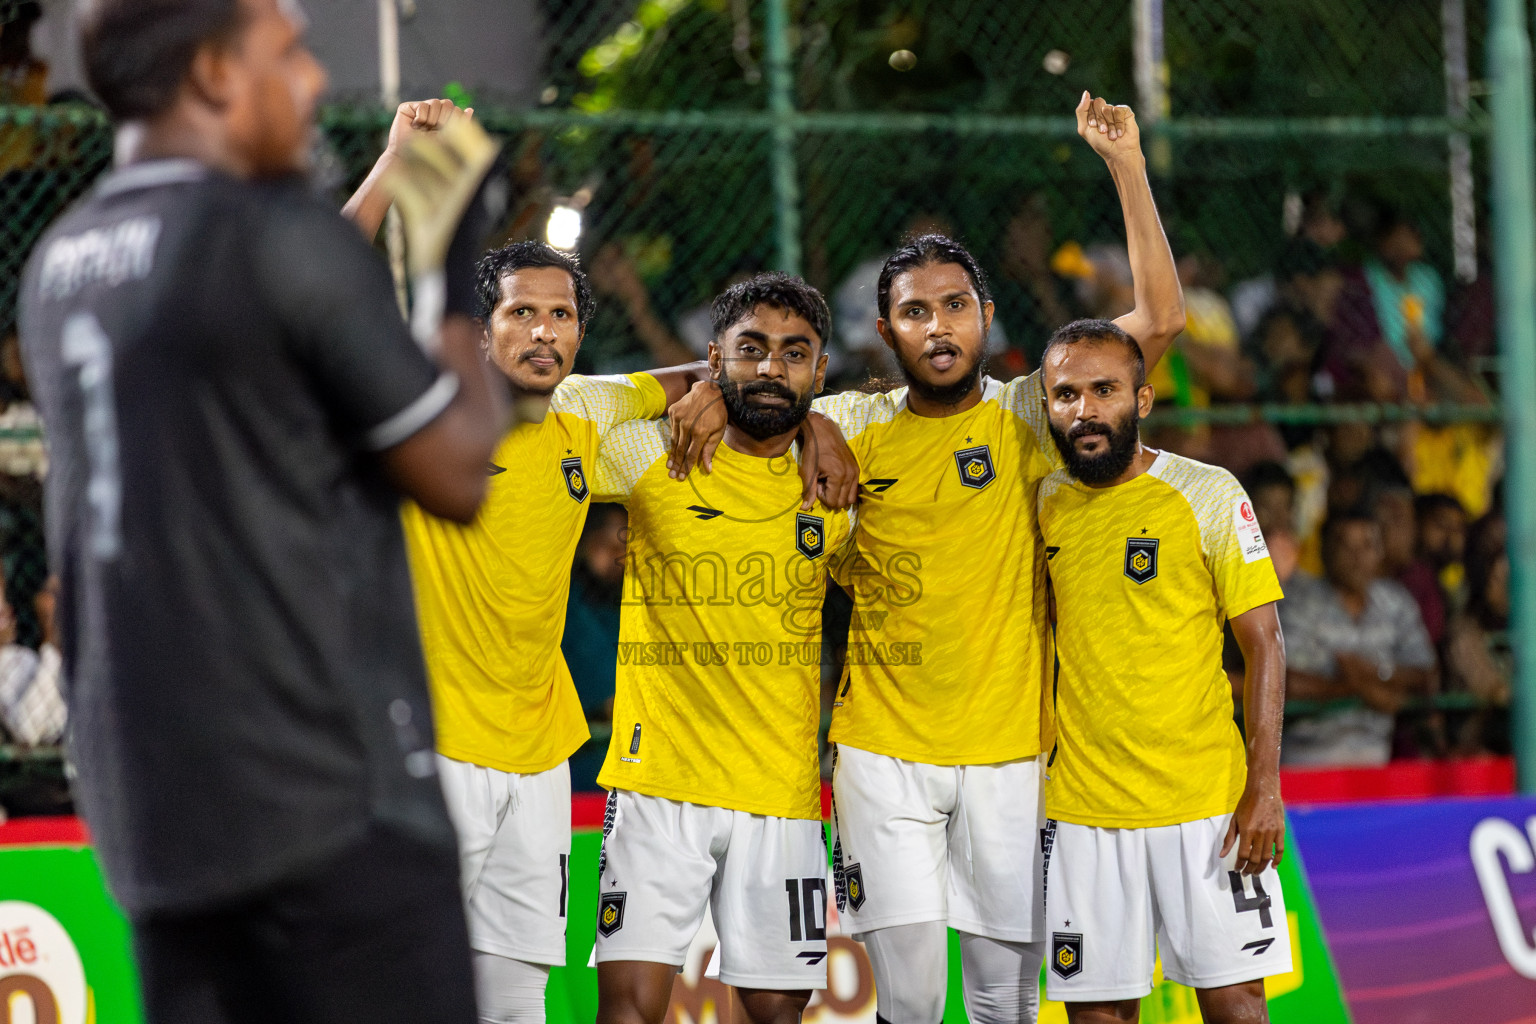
left=131, top=823, right=476, bottom=1024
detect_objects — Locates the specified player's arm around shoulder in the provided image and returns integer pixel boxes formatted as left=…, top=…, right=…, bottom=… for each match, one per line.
left=662, top=383, right=863, bottom=510
left=591, top=416, right=671, bottom=503
left=996, top=368, right=1064, bottom=473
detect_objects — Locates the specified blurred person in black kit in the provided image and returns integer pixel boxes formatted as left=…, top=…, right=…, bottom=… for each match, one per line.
left=17, top=1, right=507, bottom=1022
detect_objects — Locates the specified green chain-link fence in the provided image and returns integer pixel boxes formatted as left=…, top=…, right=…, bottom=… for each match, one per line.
left=0, top=1, right=1497, bottom=371
left=0, top=1, right=1513, bottom=759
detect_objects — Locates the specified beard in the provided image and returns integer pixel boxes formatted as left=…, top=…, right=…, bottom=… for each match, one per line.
left=896, top=341, right=987, bottom=408
left=1049, top=406, right=1142, bottom=485
left=717, top=368, right=813, bottom=440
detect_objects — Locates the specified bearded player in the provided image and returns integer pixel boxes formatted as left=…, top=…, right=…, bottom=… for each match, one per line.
left=668, top=94, right=1183, bottom=1023
left=1037, top=320, right=1289, bottom=1023
left=591, top=273, right=852, bottom=1024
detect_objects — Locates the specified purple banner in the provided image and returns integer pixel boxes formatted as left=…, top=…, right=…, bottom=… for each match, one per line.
left=1290, top=796, right=1536, bottom=1024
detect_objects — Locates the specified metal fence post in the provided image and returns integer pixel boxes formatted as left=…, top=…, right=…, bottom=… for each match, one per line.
left=764, top=0, right=802, bottom=276
left=1488, top=0, right=1536, bottom=793
left=1444, top=0, right=1477, bottom=283
left=1132, top=0, right=1171, bottom=173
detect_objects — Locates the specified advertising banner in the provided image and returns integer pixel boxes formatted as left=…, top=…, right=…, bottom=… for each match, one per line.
left=0, top=821, right=142, bottom=1024
left=1289, top=795, right=1536, bottom=1024
left=0, top=811, right=1353, bottom=1024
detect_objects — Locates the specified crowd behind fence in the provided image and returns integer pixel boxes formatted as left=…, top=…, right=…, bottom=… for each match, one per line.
left=0, top=0, right=1518, bottom=809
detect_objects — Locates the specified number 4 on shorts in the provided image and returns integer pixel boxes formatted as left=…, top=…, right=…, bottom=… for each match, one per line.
left=1227, top=870, right=1274, bottom=929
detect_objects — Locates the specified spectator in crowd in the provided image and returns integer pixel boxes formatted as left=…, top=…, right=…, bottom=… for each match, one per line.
left=1418, top=492, right=1469, bottom=593
left=1442, top=513, right=1510, bottom=755
left=561, top=503, right=628, bottom=791
left=1374, top=485, right=1418, bottom=579
left=1280, top=510, right=1436, bottom=766
left=1253, top=304, right=1322, bottom=408
left=1229, top=191, right=1348, bottom=340
left=1325, top=432, right=1407, bottom=523
left=1391, top=492, right=1468, bottom=649
left=0, top=2, right=46, bottom=190
left=1363, top=211, right=1445, bottom=372
left=1169, top=251, right=1254, bottom=403
left=0, top=572, right=61, bottom=748
left=0, top=2, right=46, bottom=107
left=588, top=242, right=699, bottom=369
left=1250, top=241, right=1339, bottom=412
left=0, top=327, right=44, bottom=477
left=995, top=190, right=1080, bottom=370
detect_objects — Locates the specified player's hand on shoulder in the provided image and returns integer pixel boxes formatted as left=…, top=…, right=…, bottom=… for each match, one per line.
left=799, top=411, right=858, bottom=511
left=1222, top=773, right=1285, bottom=875
left=668, top=379, right=727, bottom=479
left=386, top=99, right=475, bottom=159
left=1074, top=90, right=1142, bottom=163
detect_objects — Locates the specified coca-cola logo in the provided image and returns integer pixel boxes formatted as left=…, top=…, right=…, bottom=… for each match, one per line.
left=0, top=902, right=87, bottom=1024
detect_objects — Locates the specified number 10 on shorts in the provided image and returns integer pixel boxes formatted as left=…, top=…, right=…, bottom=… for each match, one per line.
left=786, top=878, right=827, bottom=941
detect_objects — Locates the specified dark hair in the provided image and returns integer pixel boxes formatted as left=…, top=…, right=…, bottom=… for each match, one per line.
left=710, top=271, right=830, bottom=349
left=1041, top=318, right=1147, bottom=389
left=474, top=241, right=595, bottom=330
left=1322, top=507, right=1379, bottom=548
left=1414, top=492, right=1465, bottom=522
left=81, top=0, right=247, bottom=122
left=1465, top=512, right=1509, bottom=629
left=876, top=234, right=991, bottom=323
left=1244, top=460, right=1296, bottom=498
left=1277, top=239, right=1335, bottom=282
left=1373, top=206, right=1420, bottom=244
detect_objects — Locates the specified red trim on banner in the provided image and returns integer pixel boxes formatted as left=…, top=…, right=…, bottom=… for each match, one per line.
left=0, top=815, right=90, bottom=847
left=572, top=792, right=607, bottom=829
left=1281, top=756, right=1515, bottom=806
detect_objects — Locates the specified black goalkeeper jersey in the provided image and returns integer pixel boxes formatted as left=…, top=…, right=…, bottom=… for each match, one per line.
left=19, top=160, right=460, bottom=917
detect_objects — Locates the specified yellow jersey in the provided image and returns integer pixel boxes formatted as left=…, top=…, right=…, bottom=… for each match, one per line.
left=592, top=419, right=853, bottom=820
left=404, top=372, right=667, bottom=774
left=1037, top=450, right=1284, bottom=828
left=814, top=374, right=1060, bottom=766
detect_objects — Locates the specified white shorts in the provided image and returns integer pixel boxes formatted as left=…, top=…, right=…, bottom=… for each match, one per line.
left=1043, top=813, right=1294, bottom=1001
left=436, top=754, right=572, bottom=965
left=593, top=789, right=829, bottom=991
left=829, top=745, right=1046, bottom=942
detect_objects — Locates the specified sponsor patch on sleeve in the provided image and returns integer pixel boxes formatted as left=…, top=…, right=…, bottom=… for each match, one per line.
left=1232, top=497, right=1270, bottom=563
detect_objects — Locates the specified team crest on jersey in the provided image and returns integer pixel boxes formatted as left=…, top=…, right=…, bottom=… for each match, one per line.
left=1124, top=537, right=1159, bottom=584
left=561, top=456, right=589, bottom=503
left=953, top=445, right=996, bottom=490
left=795, top=512, right=826, bottom=559
left=598, top=892, right=626, bottom=935
left=1051, top=932, right=1083, bottom=978
left=844, top=863, right=867, bottom=911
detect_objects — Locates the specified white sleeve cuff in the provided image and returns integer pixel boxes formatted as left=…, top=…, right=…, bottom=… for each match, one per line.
left=362, top=371, right=460, bottom=451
